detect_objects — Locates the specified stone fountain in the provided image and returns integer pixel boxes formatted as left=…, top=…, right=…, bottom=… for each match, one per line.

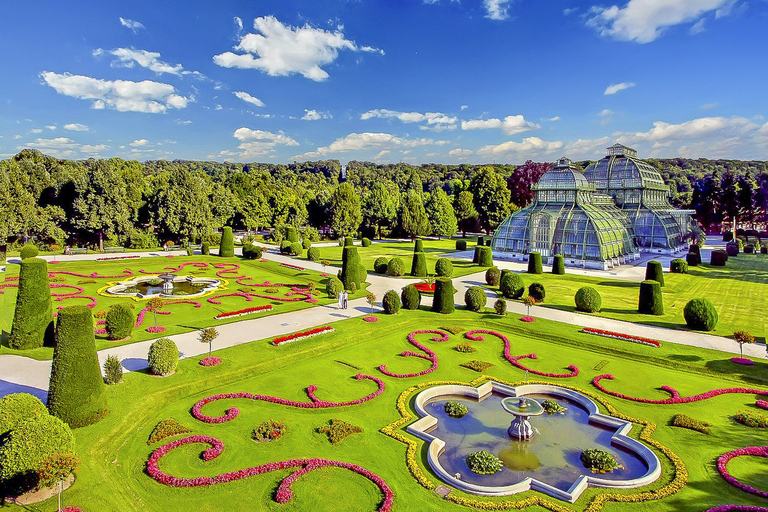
left=158, top=273, right=176, bottom=293
left=501, top=396, right=544, bottom=440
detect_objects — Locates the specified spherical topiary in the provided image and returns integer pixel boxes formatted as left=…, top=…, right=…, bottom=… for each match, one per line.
left=723, top=231, right=733, bottom=242
left=435, top=257, right=453, bottom=277
left=711, top=250, right=728, bottom=266
left=745, top=244, right=754, bottom=254
left=388, top=257, right=405, bottom=276
left=645, top=260, right=665, bottom=287
left=340, top=246, right=364, bottom=290
left=411, top=251, right=427, bottom=277
left=527, top=252, right=543, bottom=274
left=302, top=238, right=312, bottom=250
left=401, top=284, right=421, bottom=310
left=19, top=244, right=39, bottom=259
left=464, top=286, right=487, bottom=312
left=201, top=242, right=210, bottom=255
left=574, top=286, right=602, bottom=313
left=285, top=226, right=299, bottom=243
left=432, top=277, right=455, bottom=314
left=374, top=256, right=389, bottom=274
left=280, top=240, right=292, bottom=254
left=362, top=237, right=372, bottom=248
left=219, top=227, right=234, bottom=257
left=48, top=305, right=108, bottom=427
left=307, top=247, right=320, bottom=261
left=0, top=393, right=48, bottom=437
left=242, top=243, right=261, bottom=259
left=726, top=242, right=739, bottom=257
left=326, top=276, right=343, bottom=298
left=638, top=280, right=663, bottom=315
left=288, top=242, right=303, bottom=256
left=686, top=251, right=701, bottom=267
left=477, top=236, right=485, bottom=246
left=105, top=303, right=134, bottom=340
left=344, top=236, right=354, bottom=247
left=499, top=272, right=524, bottom=299
left=683, top=298, right=718, bottom=331
left=485, top=266, right=501, bottom=286
left=147, top=338, right=179, bottom=375
left=414, top=239, right=424, bottom=252
left=382, top=290, right=401, bottom=314
left=494, top=298, right=507, bottom=316
left=552, top=254, right=565, bottom=275
left=670, top=258, right=688, bottom=274
left=477, top=246, right=493, bottom=267
left=528, top=282, right=546, bottom=302
left=9, top=257, right=53, bottom=350
left=456, top=240, right=467, bottom=251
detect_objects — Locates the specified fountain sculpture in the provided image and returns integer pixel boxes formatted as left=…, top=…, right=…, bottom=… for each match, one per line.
left=501, top=396, right=544, bottom=440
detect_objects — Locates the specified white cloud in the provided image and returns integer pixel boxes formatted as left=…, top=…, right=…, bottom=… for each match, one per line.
left=563, top=7, right=579, bottom=15
left=41, top=71, right=189, bottom=114
left=449, top=148, right=473, bottom=156
left=234, top=16, right=243, bottom=32
left=604, top=82, right=635, bottom=95
left=215, top=104, right=223, bottom=111
left=29, top=129, right=42, bottom=134
left=296, top=132, right=448, bottom=159
left=689, top=18, right=706, bottom=34
left=586, top=0, right=735, bottom=43
left=175, top=119, right=192, bottom=125
left=484, top=0, right=513, bottom=20
left=213, top=127, right=299, bottom=159
left=119, top=17, right=145, bottom=33
left=63, top=123, right=89, bottom=131
left=361, top=109, right=458, bottom=128
left=233, top=91, right=265, bottom=107
left=373, top=150, right=391, bottom=159
left=461, top=115, right=540, bottom=135
left=549, top=116, right=562, bottom=121
left=94, top=48, right=184, bottom=75
left=213, top=15, right=383, bottom=81
left=45, top=125, right=56, bottom=130
left=598, top=108, right=614, bottom=125
left=21, top=137, right=109, bottom=158
left=301, top=109, right=331, bottom=121
left=478, top=137, right=564, bottom=159
left=460, top=105, right=468, bottom=111
left=130, top=139, right=150, bottom=146
left=701, top=102, right=718, bottom=110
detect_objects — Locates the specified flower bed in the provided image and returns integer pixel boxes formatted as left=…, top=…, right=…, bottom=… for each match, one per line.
left=147, top=326, right=166, bottom=333
left=200, top=356, right=222, bottom=367
left=363, top=316, right=379, bottom=323
left=581, top=327, right=661, bottom=347
left=214, top=305, right=273, bottom=320
left=49, top=269, right=134, bottom=279
left=378, top=330, right=449, bottom=378
left=60, top=508, right=83, bottom=512
left=94, top=328, right=107, bottom=335
left=592, top=374, right=768, bottom=404
left=414, top=283, right=435, bottom=293
left=757, top=400, right=768, bottom=410
left=716, top=446, right=768, bottom=498
left=280, top=263, right=305, bottom=271
left=96, top=255, right=140, bottom=261
left=252, top=420, right=285, bottom=442
left=520, top=316, right=535, bottom=322
left=272, top=326, right=334, bottom=346
left=706, top=506, right=768, bottom=512
left=731, top=357, right=755, bottom=365
left=55, top=295, right=97, bottom=308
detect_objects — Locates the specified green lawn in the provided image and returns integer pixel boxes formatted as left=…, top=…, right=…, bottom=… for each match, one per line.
left=15, top=308, right=768, bottom=511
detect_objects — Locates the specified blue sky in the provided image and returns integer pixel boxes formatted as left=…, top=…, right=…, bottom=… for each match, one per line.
left=1, top=0, right=767, bottom=164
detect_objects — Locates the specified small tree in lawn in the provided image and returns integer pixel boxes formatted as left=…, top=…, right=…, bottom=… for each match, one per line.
left=147, top=298, right=164, bottom=329
left=366, top=292, right=377, bottom=314
left=37, top=453, right=80, bottom=511
left=199, top=327, right=219, bottom=357
left=733, top=330, right=755, bottom=357
left=523, top=295, right=536, bottom=317
left=321, top=259, right=330, bottom=274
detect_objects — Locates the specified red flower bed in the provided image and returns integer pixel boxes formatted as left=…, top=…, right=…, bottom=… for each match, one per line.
left=147, top=326, right=166, bottom=333
left=272, top=326, right=334, bottom=346
left=378, top=330, right=449, bottom=378
left=96, top=255, right=140, bottom=261
left=60, top=508, right=83, bottom=512
left=50, top=283, right=85, bottom=297
left=757, top=400, right=768, bottom=410
left=707, top=506, right=768, bottom=512
left=465, top=329, right=579, bottom=378
left=581, top=327, right=661, bottom=347
left=520, top=316, right=535, bottom=322
left=214, top=305, right=273, bottom=320
left=731, top=357, right=755, bottom=365
left=413, top=283, right=435, bottom=293
left=94, top=328, right=107, bottom=335
left=280, top=263, right=305, bottom=271
left=716, top=446, right=768, bottom=498
left=592, top=374, right=768, bottom=404
left=363, top=316, right=379, bottom=322
left=200, top=356, right=222, bottom=367
left=146, top=435, right=393, bottom=510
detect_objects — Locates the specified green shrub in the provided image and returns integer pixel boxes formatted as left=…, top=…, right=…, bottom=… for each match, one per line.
left=711, top=249, right=728, bottom=266
left=338, top=238, right=345, bottom=247
left=499, top=272, right=524, bottom=299
left=201, top=242, right=210, bottom=255
left=734, top=410, right=768, bottom=428
left=105, top=303, right=134, bottom=340
left=645, top=260, right=665, bottom=286
left=460, top=360, right=494, bottom=372
left=302, top=238, right=312, bottom=250
left=477, top=236, right=485, bottom=246
left=326, top=276, right=343, bottom=299
left=444, top=401, right=468, bottom=418
left=9, top=257, right=53, bottom=350
left=19, top=244, right=39, bottom=259
left=456, top=240, right=467, bottom=250
left=285, top=226, right=298, bottom=243
left=472, top=245, right=481, bottom=264
left=103, top=355, right=123, bottom=385
left=414, top=239, right=424, bottom=252
left=467, top=450, right=502, bottom=475
left=542, top=399, right=568, bottom=415
left=552, top=254, right=565, bottom=274
left=318, top=419, right=362, bottom=444
left=686, top=252, right=701, bottom=267
left=494, top=299, right=507, bottom=316
left=219, top=227, right=234, bottom=257
left=455, top=342, right=476, bottom=353
left=726, top=242, right=739, bottom=257
left=528, top=282, right=546, bottom=302
left=374, top=256, right=389, bottom=274
left=186, top=246, right=194, bottom=256
left=307, top=247, right=320, bottom=261
left=638, top=280, right=663, bottom=315
left=670, top=258, right=688, bottom=274
left=411, top=251, right=427, bottom=277
left=280, top=240, right=292, bottom=254
left=0, top=394, right=48, bottom=437
left=387, top=257, right=405, bottom=276
left=464, top=286, right=487, bottom=312
left=575, top=286, right=602, bottom=313
left=762, top=246, right=768, bottom=255
left=382, top=290, right=401, bottom=314
left=48, top=305, right=108, bottom=427
left=744, top=244, right=754, bottom=254
left=580, top=449, right=620, bottom=473
left=253, top=420, right=285, bottom=442
left=288, top=242, right=303, bottom=256
left=362, top=237, right=371, bottom=247
left=441, top=325, right=465, bottom=335
left=722, top=231, right=733, bottom=242
left=147, top=338, right=179, bottom=376
left=672, top=413, right=711, bottom=434
left=147, top=418, right=190, bottom=445
left=344, top=236, right=354, bottom=247
left=432, top=277, right=455, bottom=314
left=242, top=243, right=263, bottom=260
left=435, top=257, right=453, bottom=277
left=340, top=246, right=365, bottom=290
left=485, top=266, right=501, bottom=286
left=527, top=252, right=543, bottom=274
left=683, top=298, right=718, bottom=331
left=477, top=246, right=493, bottom=267
left=401, top=284, right=421, bottom=310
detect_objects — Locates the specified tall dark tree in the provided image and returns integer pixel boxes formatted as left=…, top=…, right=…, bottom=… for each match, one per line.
left=691, top=174, right=721, bottom=232
left=508, top=160, right=552, bottom=208
left=400, top=190, right=430, bottom=239
left=469, top=166, right=511, bottom=234
left=328, top=182, right=362, bottom=237
left=454, top=191, right=478, bottom=237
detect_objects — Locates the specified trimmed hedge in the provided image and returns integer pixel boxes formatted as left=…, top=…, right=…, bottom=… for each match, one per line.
left=288, top=242, right=303, bottom=256
left=201, top=242, right=210, bottom=255
left=411, top=251, right=427, bottom=277
left=432, top=277, right=455, bottom=314
left=574, top=286, right=601, bottom=313
left=48, top=305, right=108, bottom=427
left=105, top=303, right=134, bottom=340
left=645, top=260, right=665, bottom=286
left=456, top=240, right=467, bottom=251
left=494, top=299, right=507, bottom=316
left=307, top=247, right=320, bottom=261
left=361, top=237, right=372, bottom=247
left=382, top=290, right=401, bottom=314
left=689, top=244, right=701, bottom=256
left=485, top=266, right=501, bottom=286
left=387, top=257, right=405, bottom=276
left=219, top=227, right=234, bottom=257
left=745, top=244, right=754, bottom=254
left=19, top=244, right=38, bottom=259
left=528, top=283, right=546, bottom=302
left=0, top=393, right=48, bottom=437
left=464, top=286, right=487, bottom=312
left=638, top=280, right=664, bottom=315
left=726, top=242, right=739, bottom=257
left=686, top=252, right=701, bottom=267
left=477, top=246, right=493, bottom=267
left=401, top=284, right=421, bottom=310
left=434, top=257, right=453, bottom=277
left=280, top=240, right=292, bottom=254
left=344, top=236, right=354, bottom=247
left=477, top=236, right=485, bottom=246
left=499, top=272, right=524, bottom=299
left=711, top=250, right=728, bottom=266
left=670, top=259, right=688, bottom=274
left=340, top=246, right=365, bottom=290
left=147, top=338, right=179, bottom=376
left=683, top=298, right=718, bottom=331
left=374, top=256, right=389, bottom=274
left=472, top=246, right=481, bottom=264
left=285, top=226, right=298, bottom=243
left=9, top=257, right=53, bottom=350
left=723, top=231, right=733, bottom=242
left=326, top=276, right=343, bottom=299
left=527, top=252, right=543, bottom=274
left=552, top=254, right=565, bottom=275
left=414, top=239, right=424, bottom=252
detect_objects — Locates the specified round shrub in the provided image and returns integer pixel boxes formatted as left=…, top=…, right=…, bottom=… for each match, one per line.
left=414, top=239, right=424, bottom=252
left=0, top=393, right=48, bottom=437
left=432, top=277, right=455, bottom=314
left=326, top=276, right=343, bottom=299
left=670, top=258, right=688, bottom=274
left=726, top=242, right=739, bottom=257
left=456, top=240, right=467, bottom=251
left=280, top=240, right=292, bottom=254
left=723, top=231, right=733, bottom=242
left=186, top=246, right=194, bottom=256
left=105, top=303, right=134, bottom=340
left=638, top=280, right=663, bottom=316
left=683, top=298, right=719, bottom=331
left=435, top=258, right=453, bottom=277
left=477, top=236, right=485, bottom=246
left=302, top=238, right=312, bottom=250
left=763, top=246, right=768, bottom=255
left=307, top=247, right=320, bottom=261
left=374, top=256, right=389, bottom=274
left=711, top=249, right=728, bottom=266
left=527, top=252, right=543, bottom=274
left=388, top=257, right=405, bottom=276
left=745, top=244, right=755, bottom=254
left=485, top=266, right=501, bottom=286
left=580, top=448, right=620, bottom=473
left=147, top=338, right=179, bottom=375
left=444, top=401, right=468, bottom=418
left=219, top=226, right=234, bottom=257
left=466, top=450, right=502, bottom=475
left=201, top=242, right=210, bottom=255
left=411, top=251, right=427, bottom=277
left=288, top=242, right=303, bottom=257
left=362, top=237, right=372, bottom=248
left=401, top=284, right=421, bottom=310
left=464, top=286, right=487, bottom=312
left=344, top=236, right=354, bottom=247
left=19, top=244, right=39, bottom=259
left=477, top=246, right=493, bottom=267
left=242, top=243, right=263, bottom=260
left=686, top=251, right=701, bottom=267
left=552, top=254, right=565, bottom=275
left=574, top=286, right=602, bottom=313
left=9, top=257, right=53, bottom=350
left=499, top=272, right=524, bottom=299
left=48, top=305, right=107, bottom=427
left=494, top=298, right=507, bottom=316
left=645, top=260, right=665, bottom=287
left=528, top=282, right=546, bottom=302
left=285, top=226, right=299, bottom=243
left=382, top=290, right=401, bottom=315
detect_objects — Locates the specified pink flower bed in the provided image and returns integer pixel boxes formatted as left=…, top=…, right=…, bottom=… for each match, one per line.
left=707, top=507, right=768, bottom=512
left=96, top=319, right=105, bottom=325
left=378, top=330, right=449, bottom=378
left=49, top=269, right=134, bottom=279
left=272, top=326, right=334, bottom=346
left=215, top=305, right=273, bottom=320
left=214, top=263, right=246, bottom=279
left=147, top=326, right=166, bottom=333
left=592, top=374, right=768, bottom=404
left=207, top=292, right=254, bottom=305
left=465, top=329, right=579, bottom=378
left=96, top=255, right=140, bottom=261
left=55, top=295, right=97, bottom=308
left=94, top=328, right=107, bottom=335
left=134, top=307, right=171, bottom=328
left=260, top=259, right=269, bottom=263
left=757, top=400, right=768, bottom=410
left=146, top=435, right=392, bottom=510
left=731, top=357, right=755, bottom=365
left=716, top=446, right=768, bottom=498
left=320, top=273, right=330, bottom=277
left=581, top=327, right=661, bottom=347
left=280, top=263, right=305, bottom=271
left=520, top=316, right=535, bottom=322
left=200, top=356, right=222, bottom=367
left=363, top=316, right=379, bottom=323
left=49, top=283, right=85, bottom=297
left=60, top=507, right=83, bottom=512
left=49, top=260, right=61, bottom=264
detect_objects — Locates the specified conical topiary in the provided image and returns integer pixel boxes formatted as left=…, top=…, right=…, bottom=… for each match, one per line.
left=645, top=260, right=665, bottom=287
left=414, top=239, right=424, bottom=252
left=552, top=255, right=565, bottom=275
left=638, top=280, right=663, bottom=316
left=431, top=277, right=455, bottom=314
left=219, top=227, right=234, bottom=257
left=9, top=257, right=53, bottom=350
left=340, top=246, right=364, bottom=290
left=411, top=252, right=427, bottom=277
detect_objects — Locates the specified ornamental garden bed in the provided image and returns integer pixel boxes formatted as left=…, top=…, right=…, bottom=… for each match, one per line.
left=581, top=327, right=661, bottom=347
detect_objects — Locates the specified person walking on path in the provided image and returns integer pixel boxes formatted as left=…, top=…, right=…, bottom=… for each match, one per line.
left=338, top=290, right=343, bottom=310
left=343, top=290, right=349, bottom=310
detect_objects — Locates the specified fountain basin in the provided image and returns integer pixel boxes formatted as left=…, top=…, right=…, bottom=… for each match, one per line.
left=102, top=275, right=222, bottom=299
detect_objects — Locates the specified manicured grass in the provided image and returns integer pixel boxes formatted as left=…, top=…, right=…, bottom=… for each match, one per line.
left=16, top=308, right=768, bottom=511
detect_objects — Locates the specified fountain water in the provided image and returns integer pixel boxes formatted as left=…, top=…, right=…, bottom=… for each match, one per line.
left=501, top=396, right=544, bottom=440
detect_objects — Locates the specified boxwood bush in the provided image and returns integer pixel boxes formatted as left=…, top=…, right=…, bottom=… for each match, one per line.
left=414, top=239, right=424, bottom=252
left=288, top=242, right=303, bottom=256
left=340, top=246, right=365, bottom=290
left=552, top=254, right=565, bottom=275
left=344, top=236, right=354, bottom=247
left=726, top=242, right=739, bottom=257
left=638, top=280, right=664, bottom=315
left=387, top=257, right=405, bottom=276
left=499, top=272, right=524, bottom=299
left=464, top=286, right=487, bottom=312
left=485, top=266, right=501, bottom=286
left=105, top=303, right=134, bottom=340
left=148, top=338, right=179, bottom=375
left=683, top=298, right=718, bottom=331
left=494, top=298, right=507, bottom=315
left=0, top=393, right=48, bottom=437
left=411, top=251, right=428, bottom=277
left=285, top=226, right=298, bottom=243
left=374, top=256, right=389, bottom=274
left=302, top=238, right=312, bottom=250
left=472, top=246, right=481, bottom=264
left=686, top=251, right=701, bottom=267
left=432, top=277, right=455, bottom=314
left=362, top=237, right=372, bottom=247
left=307, top=247, right=320, bottom=261
left=477, top=236, right=485, bottom=246
left=574, top=286, right=601, bottom=313
left=745, top=244, right=754, bottom=254
left=527, top=252, right=543, bottom=274
left=280, top=240, right=292, bottom=254
left=219, top=226, right=234, bottom=257
left=326, top=276, right=343, bottom=299
left=722, top=231, right=733, bottom=242
left=477, top=246, right=494, bottom=267
left=401, top=284, right=421, bottom=310
left=201, top=242, right=210, bottom=255
left=456, top=240, right=467, bottom=251
left=434, top=257, right=453, bottom=277
left=670, top=258, right=688, bottom=274
left=528, top=282, right=546, bottom=302
left=9, top=257, right=53, bottom=350
left=242, top=243, right=263, bottom=260
left=382, top=290, right=401, bottom=315
left=19, top=244, right=38, bottom=259
left=645, top=260, right=665, bottom=287
left=711, top=249, right=728, bottom=266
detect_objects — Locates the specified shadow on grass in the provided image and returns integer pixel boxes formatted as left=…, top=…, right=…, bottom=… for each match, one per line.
left=597, top=281, right=639, bottom=288
left=668, top=354, right=704, bottom=362
left=704, top=359, right=768, bottom=386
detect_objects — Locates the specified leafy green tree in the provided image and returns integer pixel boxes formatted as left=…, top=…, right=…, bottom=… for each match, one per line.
left=454, top=190, right=477, bottom=237
left=363, top=182, right=397, bottom=239
left=469, top=166, right=511, bottom=234
left=426, top=188, right=458, bottom=239
left=198, top=327, right=219, bottom=357
left=328, top=182, right=362, bottom=237
left=400, top=190, right=430, bottom=239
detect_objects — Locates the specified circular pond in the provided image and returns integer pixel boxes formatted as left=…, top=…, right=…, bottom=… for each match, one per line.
left=104, top=276, right=222, bottom=299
